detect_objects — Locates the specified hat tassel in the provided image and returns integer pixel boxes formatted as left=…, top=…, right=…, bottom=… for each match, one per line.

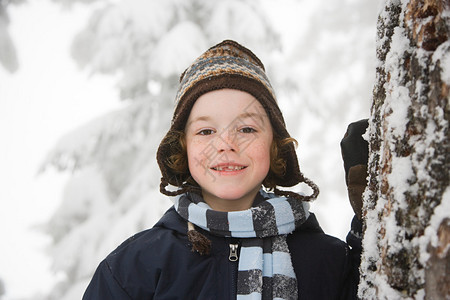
left=187, top=222, right=211, bottom=255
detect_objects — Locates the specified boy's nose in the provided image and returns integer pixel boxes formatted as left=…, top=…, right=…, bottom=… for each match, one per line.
left=216, top=131, right=238, bottom=152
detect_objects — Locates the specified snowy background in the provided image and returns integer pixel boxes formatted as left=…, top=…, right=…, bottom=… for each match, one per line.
left=0, top=0, right=378, bottom=299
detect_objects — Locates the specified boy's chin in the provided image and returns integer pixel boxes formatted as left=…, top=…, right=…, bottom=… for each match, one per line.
left=206, top=187, right=260, bottom=202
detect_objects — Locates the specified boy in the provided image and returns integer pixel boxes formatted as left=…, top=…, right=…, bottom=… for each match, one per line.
left=83, top=40, right=365, bottom=299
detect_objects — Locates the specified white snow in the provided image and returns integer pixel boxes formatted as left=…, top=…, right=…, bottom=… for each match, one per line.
left=388, top=157, right=414, bottom=206
left=432, top=41, right=450, bottom=85
left=0, top=1, right=122, bottom=299
left=415, top=187, right=450, bottom=265
left=149, top=21, right=208, bottom=78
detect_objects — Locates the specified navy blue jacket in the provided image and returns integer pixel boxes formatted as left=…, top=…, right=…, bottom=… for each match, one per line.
left=83, top=207, right=362, bottom=299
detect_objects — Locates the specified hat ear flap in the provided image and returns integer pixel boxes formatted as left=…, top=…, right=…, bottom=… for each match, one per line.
left=156, top=130, right=188, bottom=187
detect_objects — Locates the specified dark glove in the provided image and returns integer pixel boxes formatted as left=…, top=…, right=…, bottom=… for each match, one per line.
left=340, top=119, right=369, bottom=220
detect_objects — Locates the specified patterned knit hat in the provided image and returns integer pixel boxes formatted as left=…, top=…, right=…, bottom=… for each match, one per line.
left=157, top=40, right=318, bottom=199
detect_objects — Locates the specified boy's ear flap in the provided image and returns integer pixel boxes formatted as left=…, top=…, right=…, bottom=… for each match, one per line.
left=156, top=132, right=187, bottom=187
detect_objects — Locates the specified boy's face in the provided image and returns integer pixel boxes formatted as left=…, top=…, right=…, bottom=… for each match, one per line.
left=185, top=88, right=273, bottom=212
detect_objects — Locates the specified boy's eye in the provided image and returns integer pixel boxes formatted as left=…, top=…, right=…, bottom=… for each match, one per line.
left=198, top=129, right=215, bottom=135
left=239, top=127, right=256, bottom=134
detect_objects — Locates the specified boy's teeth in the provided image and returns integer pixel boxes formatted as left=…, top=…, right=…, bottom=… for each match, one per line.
left=214, top=166, right=244, bottom=171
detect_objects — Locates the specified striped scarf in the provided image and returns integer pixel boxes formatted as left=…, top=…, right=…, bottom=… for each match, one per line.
left=174, top=190, right=310, bottom=300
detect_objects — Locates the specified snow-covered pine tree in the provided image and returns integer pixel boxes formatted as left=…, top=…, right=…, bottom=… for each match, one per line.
left=360, top=0, right=449, bottom=298
left=0, top=0, right=23, bottom=73
left=0, top=277, right=5, bottom=300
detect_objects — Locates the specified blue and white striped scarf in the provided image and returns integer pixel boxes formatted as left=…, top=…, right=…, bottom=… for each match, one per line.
left=174, top=189, right=310, bottom=300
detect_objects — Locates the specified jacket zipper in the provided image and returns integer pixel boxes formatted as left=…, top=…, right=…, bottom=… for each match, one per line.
left=229, top=243, right=239, bottom=261
left=229, top=241, right=239, bottom=299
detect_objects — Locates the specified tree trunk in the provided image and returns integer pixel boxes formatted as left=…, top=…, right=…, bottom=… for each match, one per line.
left=360, top=0, right=450, bottom=299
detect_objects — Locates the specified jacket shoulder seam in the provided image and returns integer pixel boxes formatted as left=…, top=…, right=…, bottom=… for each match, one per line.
left=104, top=259, right=134, bottom=299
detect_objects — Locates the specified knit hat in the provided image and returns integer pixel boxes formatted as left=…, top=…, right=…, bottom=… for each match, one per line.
left=157, top=40, right=318, bottom=199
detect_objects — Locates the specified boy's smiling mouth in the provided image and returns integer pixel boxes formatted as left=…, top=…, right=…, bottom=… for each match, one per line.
left=211, top=163, right=247, bottom=172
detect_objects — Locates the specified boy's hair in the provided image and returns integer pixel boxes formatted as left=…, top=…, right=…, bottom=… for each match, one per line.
left=156, top=40, right=319, bottom=201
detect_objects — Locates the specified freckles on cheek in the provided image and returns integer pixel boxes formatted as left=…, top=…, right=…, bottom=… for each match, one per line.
left=248, top=141, right=271, bottom=163
left=187, top=141, right=209, bottom=170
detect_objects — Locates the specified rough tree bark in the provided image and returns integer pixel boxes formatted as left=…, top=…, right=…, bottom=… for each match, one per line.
left=360, top=0, right=449, bottom=299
